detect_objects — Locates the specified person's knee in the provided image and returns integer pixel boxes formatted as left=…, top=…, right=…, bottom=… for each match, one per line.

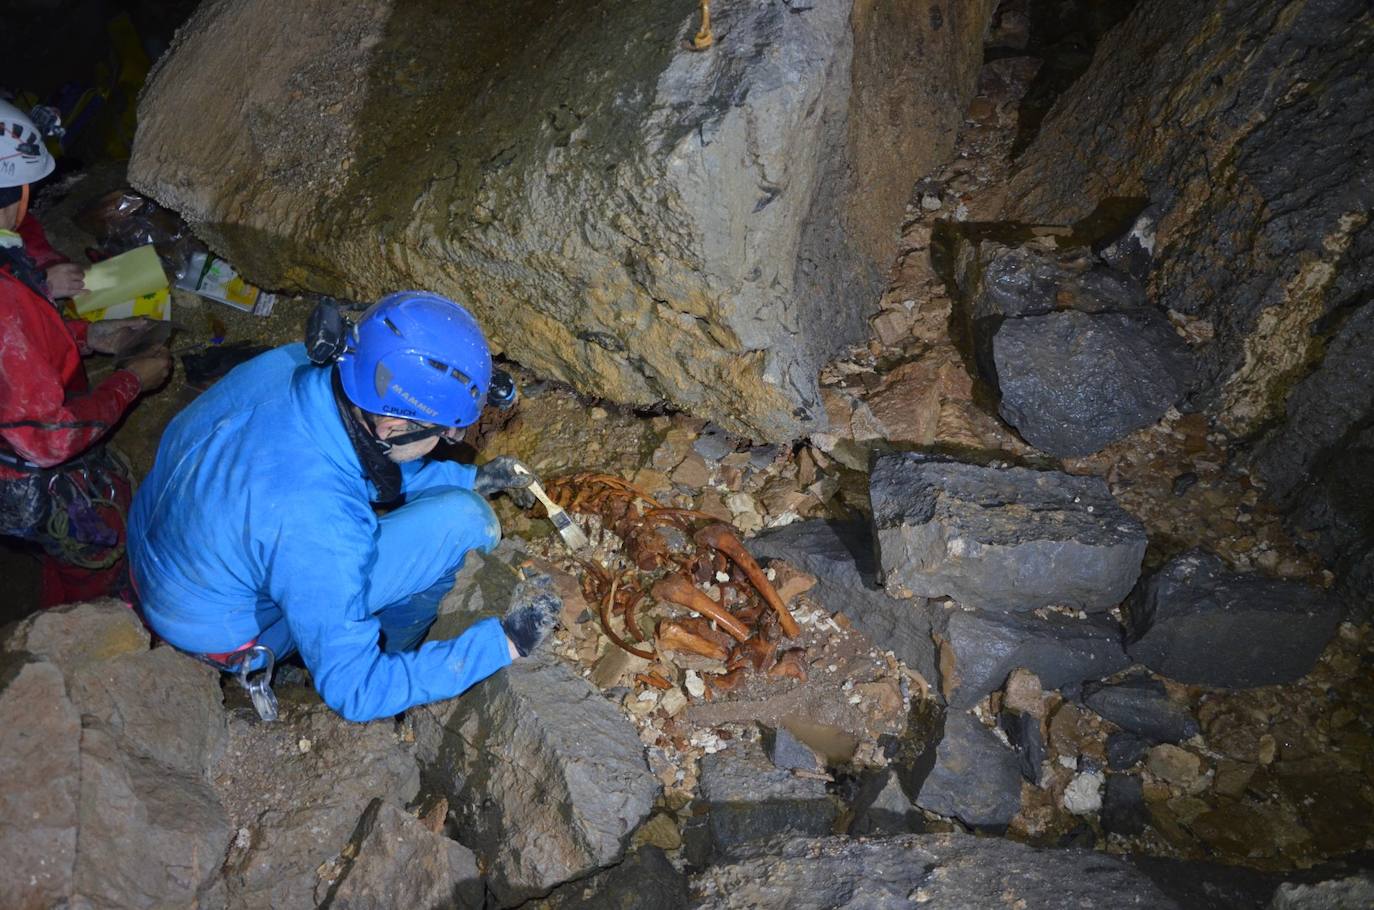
left=410, top=487, right=502, bottom=556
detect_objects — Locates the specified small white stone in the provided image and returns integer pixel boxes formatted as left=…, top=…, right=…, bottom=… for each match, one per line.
left=765, top=567, right=777, bottom=581
left=848, top=694, right=863, bottom=704
left=715, top=571, right=730, bottom=583
left=297, top=738, right=312, bottom=754
left=1063, top=771, right=1105, bottom=815
left=684, top=670, right=706, bottom=699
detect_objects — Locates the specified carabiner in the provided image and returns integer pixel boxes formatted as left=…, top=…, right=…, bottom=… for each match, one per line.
left=235, top=644, right=279, bottom=722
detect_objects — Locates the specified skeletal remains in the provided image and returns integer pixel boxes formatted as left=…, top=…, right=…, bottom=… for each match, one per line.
left=542, top=473, right=804, bottom=697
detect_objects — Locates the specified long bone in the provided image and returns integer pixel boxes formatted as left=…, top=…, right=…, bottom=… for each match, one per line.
left=657, top=619, right=729, bottom=661
left=651, top=573, right=750, bottom=643
left=694, top=524, right=801, bottom=638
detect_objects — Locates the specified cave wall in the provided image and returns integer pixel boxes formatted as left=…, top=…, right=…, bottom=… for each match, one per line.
left=1003, top=0, right=1372, bottom=612
left=130, top=0, right=997, bottom=442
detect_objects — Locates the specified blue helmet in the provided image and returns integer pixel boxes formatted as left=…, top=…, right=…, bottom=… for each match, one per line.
left=337, top=291, right=492, bottom=429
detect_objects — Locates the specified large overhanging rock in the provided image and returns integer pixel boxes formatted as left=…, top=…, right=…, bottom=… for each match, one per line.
left=130, top=0, right=996, bottom=442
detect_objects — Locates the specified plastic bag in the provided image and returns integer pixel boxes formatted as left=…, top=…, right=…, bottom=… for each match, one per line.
left=74, top=188, right=201, bottom=274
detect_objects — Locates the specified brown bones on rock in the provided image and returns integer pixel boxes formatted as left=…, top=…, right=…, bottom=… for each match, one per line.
left=652, top=573, right=750, bottom=642
left=694, top=524, right=801, bottom=638
left=768, top=648, right=809, bottom=682
left=657, top=620, right=729, bottom=661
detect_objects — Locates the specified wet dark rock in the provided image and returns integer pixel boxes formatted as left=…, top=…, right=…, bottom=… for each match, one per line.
left=871, top=456, right=1147, bottom=612
left=749, top=519, right=941, bottom=693
left=528, top=846, right=689, bottom=910
left=910, top=712, right=1023, bottom=830
left=691, top=739, right=837, bottom=863
left=1007, top=0, right=1374, bottom=448
left=317, top=799, right=482, bottom=910
left=1101, top=774, right=1148, bottom=837
left=958, top=243, right=1194, bottom=457
left=761, top=724, right=824, bottom=773
left=1000, top=709, right=1047, bottom=784
left=413, top=650, right=658, bottom=905
left=1172, top=472, right=1199, bottom=496
left=993, top=309, right=1193, bottom=457
left=132, top=0, right=1000, bottom=442
left=934, top=604, right=1130, bottom=710
left=691, top=833, right=1181, bottom=909
left=1084, top=676, right=1199, bottom=743
left=1126, top=550, right=1343, bottom=688
left=1253, top=301, right=1374, bottom=619
left=1107, top=732, right=1151, bottom=770
left=0, top=602, right=231, bottom=910
left=845, top=768, right=923, bottom=838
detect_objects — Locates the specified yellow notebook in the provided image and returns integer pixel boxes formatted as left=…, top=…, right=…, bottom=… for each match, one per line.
left=72, top=245, right=168, bottom=315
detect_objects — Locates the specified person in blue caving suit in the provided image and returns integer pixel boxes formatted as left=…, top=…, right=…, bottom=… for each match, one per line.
left=128, top=291, right=559, bottom=722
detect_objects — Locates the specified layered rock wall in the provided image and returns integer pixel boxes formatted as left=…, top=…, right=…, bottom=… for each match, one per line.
left=1004, top=0, right=1372, bottom=436
left=131, top=0, right=997, bottom=441
left=1002, top=0, right=1373, bottom=610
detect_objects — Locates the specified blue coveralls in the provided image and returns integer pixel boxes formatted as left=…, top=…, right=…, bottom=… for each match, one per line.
left=128, top=344, right=512, bottom=722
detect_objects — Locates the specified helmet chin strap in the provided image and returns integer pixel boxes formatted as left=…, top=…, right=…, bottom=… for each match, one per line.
left=360, top=411, right=450, bottom=452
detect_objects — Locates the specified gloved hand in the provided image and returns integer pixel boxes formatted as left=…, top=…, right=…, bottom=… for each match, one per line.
left=473, top=455, right=535, bottom=509
left=501, top=572, right=562, bottom=657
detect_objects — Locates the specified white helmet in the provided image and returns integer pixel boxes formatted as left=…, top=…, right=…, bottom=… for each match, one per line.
left=0, top=100, right=55, bottom=189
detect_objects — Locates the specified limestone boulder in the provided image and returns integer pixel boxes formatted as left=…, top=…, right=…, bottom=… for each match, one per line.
left=909, top=712, right=1023, bottom=830
left=1005, top=0, right=1373, bottom=439
left=131, top=0, right=998, bottom=441
left=317, top=799, right=483, bottom=910
left=955, top=242, right=1194, bottom=456
left=688, top=738, right=837, bottom=864
left=0, top=602, right=232, bottom=910
left=933, top=604, right=1129, bottom=710
left=412, top=652, right=658, bottom=905
left=1083, top=676, right=1199, bottom=744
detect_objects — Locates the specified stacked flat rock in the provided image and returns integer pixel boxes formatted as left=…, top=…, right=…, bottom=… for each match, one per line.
left=934, top=606, right=1129, bottom=710
left=959, top=241, right=1194, bottom=457
left=1126, top=550, right=1343, bottom=688
left=1084, top=676, right=1199, bottom=743
left=871, top=456, right=1147, bottom=611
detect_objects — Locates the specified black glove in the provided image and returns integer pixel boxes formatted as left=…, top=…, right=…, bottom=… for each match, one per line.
left=473, top=456, right=535, bottom=509
left=501, top=573, right=562, bottom=657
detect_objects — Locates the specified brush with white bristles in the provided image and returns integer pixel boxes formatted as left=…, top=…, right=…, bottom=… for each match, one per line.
left=513, top=464, right=591, bottom=552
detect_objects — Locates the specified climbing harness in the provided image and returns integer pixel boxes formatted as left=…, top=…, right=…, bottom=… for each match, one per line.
left=0, top=443, right=131, bottom=569
left=197, top=641, right=280, bottom=722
